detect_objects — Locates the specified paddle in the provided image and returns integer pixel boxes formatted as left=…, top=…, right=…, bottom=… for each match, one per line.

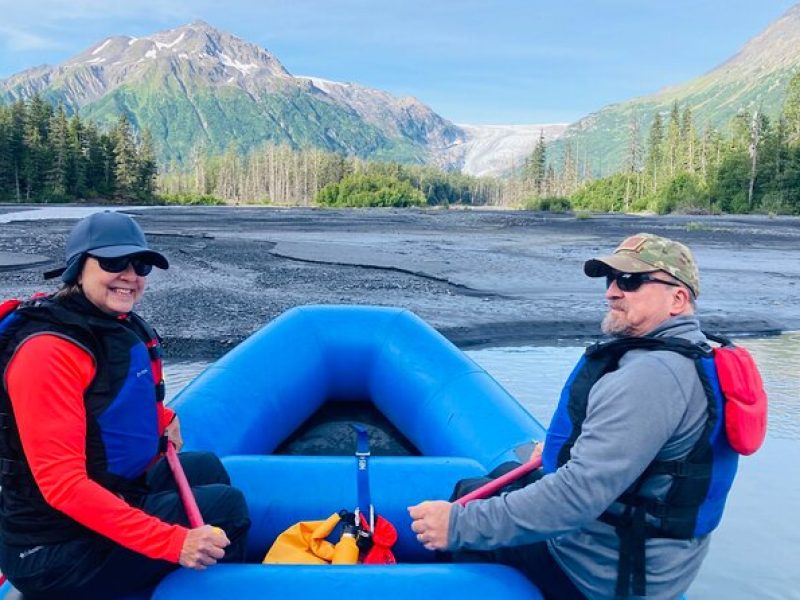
left=165, top=441, right=204, bottom=527
left=455, top=455, right=543, bottom=506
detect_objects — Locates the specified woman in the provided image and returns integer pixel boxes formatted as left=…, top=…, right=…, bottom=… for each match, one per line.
left=0, top=211, right=250, bottom=599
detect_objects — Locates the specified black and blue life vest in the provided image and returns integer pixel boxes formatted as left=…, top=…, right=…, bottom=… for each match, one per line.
left=542, top=335, right=738, bottom=598
left=0, top=293, right=166, bottom=546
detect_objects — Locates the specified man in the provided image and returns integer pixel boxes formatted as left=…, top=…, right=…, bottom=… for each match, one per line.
left=410, top=233, right=738, bottom=599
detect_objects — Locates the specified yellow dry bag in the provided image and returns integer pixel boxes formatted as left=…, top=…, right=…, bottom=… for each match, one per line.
left=262, top=512, right=359, bottom=565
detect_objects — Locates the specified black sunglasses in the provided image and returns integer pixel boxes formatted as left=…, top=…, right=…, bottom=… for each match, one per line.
left=606, top=272, right=682, bottom=292
left=91, top=255, right=153, bottom=277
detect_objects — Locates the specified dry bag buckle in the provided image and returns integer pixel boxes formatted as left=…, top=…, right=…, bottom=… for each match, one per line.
left=354, top=505, right=375, bottom=532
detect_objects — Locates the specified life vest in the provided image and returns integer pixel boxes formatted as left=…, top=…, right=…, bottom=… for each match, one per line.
left=0, top=293, right=166, bottom=546
left=542, top=333, right=766, bottom=598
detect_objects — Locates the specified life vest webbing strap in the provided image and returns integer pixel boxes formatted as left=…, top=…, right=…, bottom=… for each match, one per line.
left=605, top=504, right=647, bottom=599
left=642, top=459, right=711, bottom=478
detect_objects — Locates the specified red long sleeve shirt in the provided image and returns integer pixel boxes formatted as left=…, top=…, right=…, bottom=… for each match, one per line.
left=4, top=334, right=188, bottom=562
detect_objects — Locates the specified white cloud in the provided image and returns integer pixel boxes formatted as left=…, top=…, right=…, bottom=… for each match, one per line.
left=0, top=25, right=62, bottom=52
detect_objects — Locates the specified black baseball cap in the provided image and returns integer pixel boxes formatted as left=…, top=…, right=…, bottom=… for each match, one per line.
left=44, top=211, right=169, bottom=283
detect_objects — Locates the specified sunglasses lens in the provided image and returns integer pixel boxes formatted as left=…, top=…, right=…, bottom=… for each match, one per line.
left=96, top=256, right=129, bottom=273
left=606, top=273, right=643, bottom=292
left=132, top=260, right=153, bottom=277
left=95, top=256, right=152, bottom=276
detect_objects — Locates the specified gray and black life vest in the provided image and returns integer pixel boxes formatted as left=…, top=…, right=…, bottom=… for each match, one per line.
left=542, top=335, right=739, bottom=598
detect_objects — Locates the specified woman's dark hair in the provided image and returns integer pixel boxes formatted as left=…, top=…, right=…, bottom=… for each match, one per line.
left=53, top=282, right=82, bottom=300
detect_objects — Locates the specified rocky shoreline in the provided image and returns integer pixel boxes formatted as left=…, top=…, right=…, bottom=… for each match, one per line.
left=2, top=206, right=798, bottom=358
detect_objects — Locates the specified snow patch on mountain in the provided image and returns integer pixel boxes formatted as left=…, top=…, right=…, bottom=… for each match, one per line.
left=92, top=39, right=111, bottom=55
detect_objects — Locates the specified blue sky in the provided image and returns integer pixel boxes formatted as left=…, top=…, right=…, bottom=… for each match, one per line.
left=0, top=0, right=796, bottom=124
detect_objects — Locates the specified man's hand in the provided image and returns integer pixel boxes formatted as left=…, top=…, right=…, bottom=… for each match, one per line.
left=179, top=525, right=230, bottom=570
left=531, top=440, right=544, bottom=462
left=165, top=415, right=183, bottom=452
left=408, top=500, right=452, bottom=551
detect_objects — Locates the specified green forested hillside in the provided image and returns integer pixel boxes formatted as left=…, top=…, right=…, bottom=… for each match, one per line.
left=522, top=72, right=800, bottom=215
left=79, top=80, right=426, bottom=165
left=551, top=5, right=800, bottom=176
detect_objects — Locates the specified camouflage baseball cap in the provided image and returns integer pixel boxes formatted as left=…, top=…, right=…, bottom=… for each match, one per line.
left=584, top=233, right=700, bottom=297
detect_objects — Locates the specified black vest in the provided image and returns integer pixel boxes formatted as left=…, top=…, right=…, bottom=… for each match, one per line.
left=0, top=294, right=165, bottom=546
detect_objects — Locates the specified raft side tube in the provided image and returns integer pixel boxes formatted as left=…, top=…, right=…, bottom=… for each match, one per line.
left=152, top=564, right=544, bottom=599
left=174, top=306, right=544, bottom=470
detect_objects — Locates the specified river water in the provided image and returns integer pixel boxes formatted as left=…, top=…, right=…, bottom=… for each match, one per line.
left=165, top=333, right=800, bottom=600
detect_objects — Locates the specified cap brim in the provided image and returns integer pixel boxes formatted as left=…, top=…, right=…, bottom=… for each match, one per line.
left=43, top=266, right=66, bottom=280
left=89, top=245, right=169, bottom=269
left=584, top=255, right=658, bottom=277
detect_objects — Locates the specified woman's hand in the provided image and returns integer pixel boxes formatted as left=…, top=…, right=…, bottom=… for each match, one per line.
left=179, top=525, right=230, bottom=570
left=165, top=415, right=183, bottom=452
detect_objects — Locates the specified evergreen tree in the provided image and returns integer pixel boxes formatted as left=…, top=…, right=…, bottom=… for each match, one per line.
left=9, top=101, right=27, bottom=201
left=783, top=71, right=800, bottom=145
left=0, top=108, right=12, bottom=200
left=645, top=112, right=664, bottom=192
left=680, top=106, right=696, bottom=173
left=82, top=122, right=106, bottom=196
left=101, top=132, right=117, bottom=196
left=47, top=105, right=71, bottom=200
left=526, top=129, right=547, bottom=195
left=22, top=105, right=48, bottom=201
left=561, top=141, right=577, bottom=196
left=666, top=102, right=681, bottom=176
left=137, top=128, right=158, bottom=199
left=112, top=114, right=138, bottom=198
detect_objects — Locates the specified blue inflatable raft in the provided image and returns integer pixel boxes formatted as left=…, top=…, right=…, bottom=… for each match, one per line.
left=1, top=305, right=548, bottom=599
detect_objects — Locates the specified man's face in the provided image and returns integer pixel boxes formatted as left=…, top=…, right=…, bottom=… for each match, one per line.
left=601, top=271, right=685, bottom=337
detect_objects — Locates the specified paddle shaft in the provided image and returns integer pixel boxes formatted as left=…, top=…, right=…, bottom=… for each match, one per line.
left=165, top=442, right=204, bottom=528
left=456, top=456, right=543, bottom=506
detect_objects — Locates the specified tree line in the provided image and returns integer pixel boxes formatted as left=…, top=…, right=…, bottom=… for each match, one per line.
left=523, top=72, right=800, bottom=215
left=0, top=94, right=504, bottom=208
left=159, top=143, right=506, bottom=207
left=0, top=96, right=157, bottom=202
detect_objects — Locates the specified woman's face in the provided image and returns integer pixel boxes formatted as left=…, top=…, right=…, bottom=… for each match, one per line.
left=79, top=256, right=146, bottom=315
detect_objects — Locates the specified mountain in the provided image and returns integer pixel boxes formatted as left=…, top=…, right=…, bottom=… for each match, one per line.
left=554, top=5, right=800, bottom=175
left=0, top=21, right=464, bottom=166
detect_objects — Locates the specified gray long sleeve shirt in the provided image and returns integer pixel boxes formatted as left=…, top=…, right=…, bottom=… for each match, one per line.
left=448, top=316, right=713, bottom=599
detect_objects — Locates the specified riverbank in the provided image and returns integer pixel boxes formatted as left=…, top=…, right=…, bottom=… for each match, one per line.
left=2, top=205, right=798, bottom=358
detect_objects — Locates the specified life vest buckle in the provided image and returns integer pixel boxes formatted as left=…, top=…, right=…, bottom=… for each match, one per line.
left=672, top=461, right=690, bottom=478
left=0, top=458, right=18, bottom=476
